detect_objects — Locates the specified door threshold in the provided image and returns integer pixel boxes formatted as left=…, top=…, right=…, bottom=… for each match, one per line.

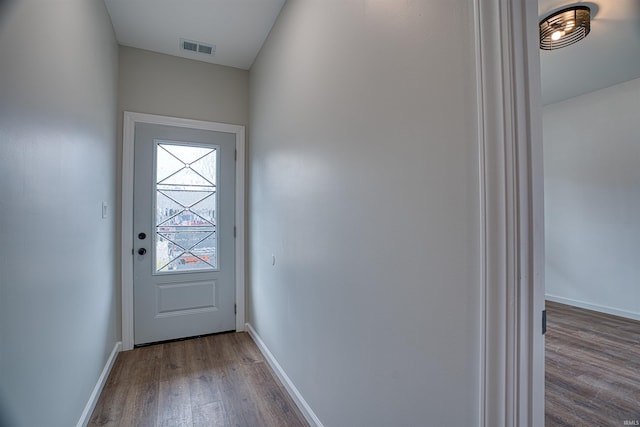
left=133, top=329, right=236, bottom=348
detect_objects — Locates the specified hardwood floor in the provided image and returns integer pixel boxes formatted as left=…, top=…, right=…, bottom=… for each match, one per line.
left=89, top=332, right=309, bottom=427
left=546, top=301, right=640, bottom=426
left=89, top=304, right=640, bottom=426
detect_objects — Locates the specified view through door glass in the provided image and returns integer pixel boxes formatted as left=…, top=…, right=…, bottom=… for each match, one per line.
left=155, top=142, right=218, bottom=272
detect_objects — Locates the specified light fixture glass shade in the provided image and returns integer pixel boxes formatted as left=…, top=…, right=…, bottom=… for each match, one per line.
left=540, top=6, right=590, bottom=50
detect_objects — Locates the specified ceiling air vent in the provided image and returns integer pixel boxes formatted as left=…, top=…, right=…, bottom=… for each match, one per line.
left=198, top=44, right=213, bottom=55
left=180, top=38, right=216, bottom=56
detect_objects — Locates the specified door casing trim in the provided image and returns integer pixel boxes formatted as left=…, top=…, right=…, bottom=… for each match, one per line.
left=121, top=111, right=246, bottom=351
left=474, top=0, right=544, bottom=425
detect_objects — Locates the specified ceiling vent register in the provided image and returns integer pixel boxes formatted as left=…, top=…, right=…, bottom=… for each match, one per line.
left=180, top=38, right=216, bottom=56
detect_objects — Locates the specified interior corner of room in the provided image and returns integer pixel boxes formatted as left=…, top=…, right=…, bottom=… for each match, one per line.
left=539, top=0, right=640, bottom=424
left=540, top=0, right=640, bottom=320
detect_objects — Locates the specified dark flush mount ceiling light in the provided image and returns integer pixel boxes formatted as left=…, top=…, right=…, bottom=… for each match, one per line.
left=540, top=6, right=591, bottom=50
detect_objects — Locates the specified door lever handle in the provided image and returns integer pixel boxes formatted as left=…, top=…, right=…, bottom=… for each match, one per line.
left=138, top=248, right=147, bottom=256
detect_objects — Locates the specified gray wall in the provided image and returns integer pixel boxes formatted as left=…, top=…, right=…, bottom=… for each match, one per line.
left=249, top=2, right=481, bottom=425
left=544, top=77, right=640, bottom=320
left=0, top=1, right=119, bottom=426
left=118, top=46, right=249, bottom=127
left=116, top=47, right=250, bottom=334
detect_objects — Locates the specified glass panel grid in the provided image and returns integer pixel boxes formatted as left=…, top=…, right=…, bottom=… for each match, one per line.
left=154, top=141, right=218, bottom=273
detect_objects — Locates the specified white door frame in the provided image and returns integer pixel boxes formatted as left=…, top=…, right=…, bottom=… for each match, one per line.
left=121, top=111, right=245, bottom=351
left=475, top=0, right=544, bottom=425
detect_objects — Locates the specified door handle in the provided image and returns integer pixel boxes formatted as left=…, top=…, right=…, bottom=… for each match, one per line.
left=138, top=248, right=147, bottom=256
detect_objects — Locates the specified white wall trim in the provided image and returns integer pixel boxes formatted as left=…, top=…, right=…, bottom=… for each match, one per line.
left=474, top=0, right=544, bottom=425
left=76, top=341, right=122, bottom=427
left=121, top=111, right=246, bottom=350
left=246, top=323, right=324, bottom=427
left=546, top=294, right=640, bottom=322
left=472, top=0, right=488, bottom=423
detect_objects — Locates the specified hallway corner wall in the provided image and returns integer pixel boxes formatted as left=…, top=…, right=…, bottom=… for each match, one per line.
left=0, top=1, right=119, bottom=425
left=248, top=2, right=482, bottom=425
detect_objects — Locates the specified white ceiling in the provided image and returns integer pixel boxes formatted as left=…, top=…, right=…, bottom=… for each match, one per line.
left=539, top=0, right=640, bottom=105
left=103, top=0, right=286, bottom=70
left=104, top=0, right=640, bottom=104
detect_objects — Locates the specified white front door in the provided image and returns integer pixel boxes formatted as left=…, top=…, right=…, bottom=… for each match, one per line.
left=133, top=122, right=236, bottom=345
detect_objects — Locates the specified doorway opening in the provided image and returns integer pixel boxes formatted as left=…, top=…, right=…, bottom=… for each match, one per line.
left=537, top=1, right=640, bottom=424
left=121, top=112, right=246, bottom=351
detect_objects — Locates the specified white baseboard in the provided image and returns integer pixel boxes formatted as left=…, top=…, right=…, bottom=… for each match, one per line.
left=76, top=341, right=122, bottom=427
left=245, top=323, right=324, bottom=427
left=546, top=294, right=640, bottom=321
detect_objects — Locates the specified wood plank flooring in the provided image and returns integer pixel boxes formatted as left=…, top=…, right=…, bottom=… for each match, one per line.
left=89, top=332, right=309, bottom=427
left=546, top=301, right=640, bottom=426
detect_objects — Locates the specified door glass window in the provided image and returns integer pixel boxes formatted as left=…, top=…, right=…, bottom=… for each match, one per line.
left=154, top=141, right=218, bottom=273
